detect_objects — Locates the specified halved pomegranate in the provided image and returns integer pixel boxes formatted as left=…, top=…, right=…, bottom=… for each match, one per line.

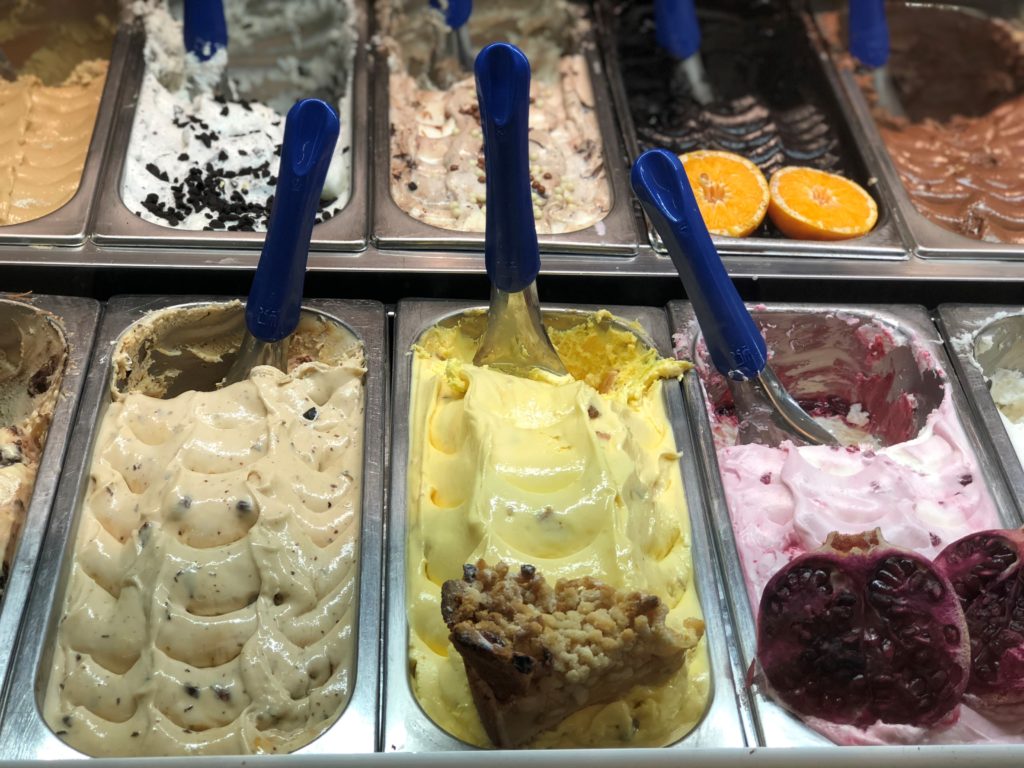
left=757, top=530, right=970, bottom=728
left=935, top=529, right=1024, bottom=719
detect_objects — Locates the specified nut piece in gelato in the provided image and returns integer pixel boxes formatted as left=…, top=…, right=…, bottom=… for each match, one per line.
left=44, top=303, right=366, bottom=756
left=0, top=300, right=67, bottom=594
left=381, top=0, right=611, bottom=234
left=406, top=310, right=709, bottom=748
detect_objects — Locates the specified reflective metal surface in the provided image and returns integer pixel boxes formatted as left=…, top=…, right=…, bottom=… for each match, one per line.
left=936, top=304, right=1024, bottom=519
left=0, top=296, right=386, bottom=758
left=369, top=8, right=639, bottom=256
left=90, top=1, right=370, bottom=252
left=0, top=26, right=130, bottom=247
left=596, top=0, right=906, bottom=259
left=384, top=299, right=750, bottom=752
left=807, top=1, right=1024, bottom=259
left=0, top=295, right=99, bottom=706
left=668, top=300, right=1020, bottom=747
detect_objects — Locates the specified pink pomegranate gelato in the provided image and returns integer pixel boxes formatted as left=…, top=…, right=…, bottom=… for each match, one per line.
left=676, top=309, right=1016, bottom=745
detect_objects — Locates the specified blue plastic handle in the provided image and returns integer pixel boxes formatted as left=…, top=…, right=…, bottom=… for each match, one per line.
left=246, top=99, right=340, bottom=342
left=849, top=0, right=889, bottom=69
left=475, top=43, right=539, bottom=294
left=631, top=149, right=767, bottom=380
left=429, top=0, right=472, bottom=29
left=655, top=0, right=701, bottom=61
left=183, top=0, right=228, bottom=61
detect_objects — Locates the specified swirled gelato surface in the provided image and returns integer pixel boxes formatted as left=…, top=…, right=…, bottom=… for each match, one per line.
left=613, top=0, right=847, bottom=182
left=0, top=301, right=66, bottom=593
left=122, top=0, right=355, bottom=231
left=406, top=310, right=710, bottom=747
left=820, top=6, right=1024, bottom=242
left=383, top=0, right=610, bottom=234
left=44, top=303, right=366, bottom=756
left=0, top=60, right=108, bottom=225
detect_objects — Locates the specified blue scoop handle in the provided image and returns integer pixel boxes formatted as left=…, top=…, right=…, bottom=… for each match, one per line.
left=631, top=149, right=767, bottom=380
left=246, top=99, right=340, bottom=342
left=429, top=0, right=472, bottom=29
left=476, top=43, right=539, bottom=294
left=849, top=0, right=890, bottom=69
left=655, top=0, right=701, bottom=61
left=183, top=0, right=228, bottom=61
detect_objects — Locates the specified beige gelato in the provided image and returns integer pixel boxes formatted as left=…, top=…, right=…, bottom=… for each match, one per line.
left=0, top=59, right=108, bottom=226
left=383, top=0, right=611, bottom=234
left=0, top=300, right=67, bottom=594
left=44, top=303, right=367, bottom=756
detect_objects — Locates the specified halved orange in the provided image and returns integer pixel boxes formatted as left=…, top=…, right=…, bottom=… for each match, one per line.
left=679, top=150, right=769, bottom=238
left=767, top=166, right=878, bottom=240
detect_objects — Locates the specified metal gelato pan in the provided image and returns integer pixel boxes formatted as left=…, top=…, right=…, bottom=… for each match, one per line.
left=370, top=3, right=639, bottom=256
left=0, top=19, right=130, bottom=247
left=90, top=0, right=370, bottom=252
left=668, top=301, right=1021, bottom=747
left=0, top=295, right=99, bottom=704
left=936, top=304, right=1024, bottom=518
left=596, top=0, right=906, bottom=260
left=384, top=298, right=750, bottom=752
left=807, top=1, right=1024, bottom=259
left=0, top=296, right=385, bottom=758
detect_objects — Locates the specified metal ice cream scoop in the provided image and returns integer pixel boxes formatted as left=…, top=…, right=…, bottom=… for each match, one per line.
left=430, top=0, right=474, bottom=72
left=849, top=0, right=907, bottom=119
left=183, top=0, right=232, bottom=97
left=472, top=43, right=566, bottom=378
left=631, top=149, right=837, bottom=448
left=656, top=0, right=713, bottom=107
left=221, top=98, right=340, bottom=387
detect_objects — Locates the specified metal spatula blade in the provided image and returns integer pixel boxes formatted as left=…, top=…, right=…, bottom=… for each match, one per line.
left=850, top=0, right=907, bottom=119
left=656, top=0, right=714, bottom=106
left=631, top=148, right=838, bottom=448
left=471, top=42, right=566, bottom=379
left=221, top=98, right=340, bottom=387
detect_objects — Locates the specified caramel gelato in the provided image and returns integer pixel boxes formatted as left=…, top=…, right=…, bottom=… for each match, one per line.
left=44, top=303, right=366, bottom=756
left=0, top=60, right=108, bottom=226
left=405, top=310, right=710, bottom=747
left=382, top=0, right=611, bottom=234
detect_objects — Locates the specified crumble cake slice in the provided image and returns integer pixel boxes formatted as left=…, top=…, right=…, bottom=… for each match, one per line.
left=440, top=559, right=702, bottom=747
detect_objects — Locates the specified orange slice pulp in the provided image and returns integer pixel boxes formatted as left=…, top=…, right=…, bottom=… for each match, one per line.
left=679, top=150, right=770, bottom=238
left=767, top=166, right=878, bottom=240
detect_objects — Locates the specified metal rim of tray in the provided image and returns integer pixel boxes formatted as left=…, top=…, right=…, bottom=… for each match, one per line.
left=0, top=295, right=386, bottom=759
left=368, top=5, right=640, bottom=257
left=382, top=298, right=749, bottom=752
left=89, top=2, right=370, bottom=253
left=666, top=299, right=1021, bottom=747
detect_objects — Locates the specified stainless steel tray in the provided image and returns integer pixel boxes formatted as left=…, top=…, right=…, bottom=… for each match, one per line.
left=806, top=1, right=1024, bottom=259
left=936, top=304, right=1024, bottom=517
left=667, top=300, right=1021, bottom=747
left=595, top=0, right=906, bottom=260
left=0, top=295, right=100, bottom=704
left=383, top=298, right=750, bottom=752
left=0, top=27, right=130, bottom=247
left=0, top=296, right=386, bottom=758
left=369, top=9, right=639, bottom=256
left=90, top=0, right=370, bottom=252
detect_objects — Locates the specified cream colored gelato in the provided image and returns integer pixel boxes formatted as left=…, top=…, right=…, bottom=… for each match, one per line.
left=383, top=0, right=611, bottom=234
left=0, top=300, right=67, bottom=593
left=0, top=59, right=108, bottom=226
left=44, top=303, right=366, bottom=756
left=406, top=311, right=710, bottom=747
